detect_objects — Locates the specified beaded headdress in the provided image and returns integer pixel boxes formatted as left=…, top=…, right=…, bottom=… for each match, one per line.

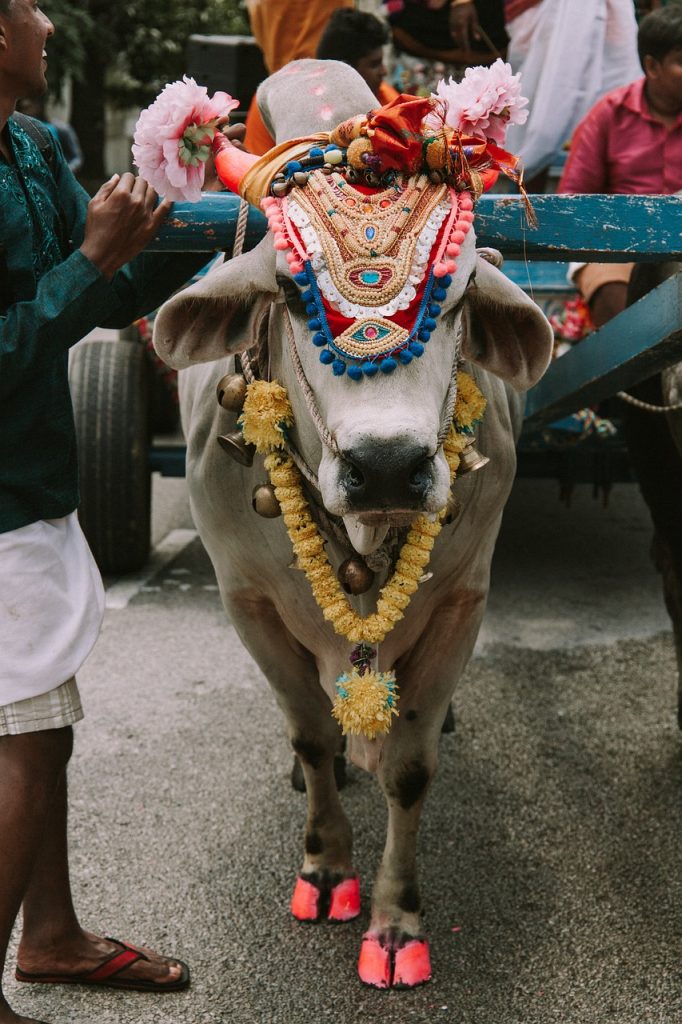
left=218, top=81, right=530, bottom=381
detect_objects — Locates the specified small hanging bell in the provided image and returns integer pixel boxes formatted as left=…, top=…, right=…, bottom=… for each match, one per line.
left=443, top=493, right=461, bottom=525
left=458, top=439, right=490, bottom=474
left=271, top=179, right=291, bottom=198
left=338, top=557, right=375, bottom=595
left=293, top=170, right=310, bottom=187
left=252, top=483, right=281, bottom=518
left=216, top=431, right=256, bottom=467
left=216, top=372, right=247, bottom=412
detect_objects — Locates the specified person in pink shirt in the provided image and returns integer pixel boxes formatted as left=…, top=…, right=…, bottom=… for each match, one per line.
left=559, top=4, right=682, bottom=327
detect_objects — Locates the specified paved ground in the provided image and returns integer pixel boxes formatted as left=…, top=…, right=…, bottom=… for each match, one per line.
left=5, top=477, right=681, bottom=1024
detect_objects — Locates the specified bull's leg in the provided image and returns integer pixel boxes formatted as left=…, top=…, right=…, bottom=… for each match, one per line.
left=361, top=592, right=487, bottom=988
left=227, top=594, right=359, bottom=923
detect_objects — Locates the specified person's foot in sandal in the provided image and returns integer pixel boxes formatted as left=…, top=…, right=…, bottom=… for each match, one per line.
left=15, top=930, right=189, bottom=992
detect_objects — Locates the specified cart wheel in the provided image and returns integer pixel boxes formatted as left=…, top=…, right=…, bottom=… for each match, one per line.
left=69, top=338, right=151, bottom=574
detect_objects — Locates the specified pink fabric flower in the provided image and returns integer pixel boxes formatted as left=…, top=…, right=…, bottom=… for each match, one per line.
left=431, top=59, right=529, bottom=145
left=132, top=76, right=239, bottom=202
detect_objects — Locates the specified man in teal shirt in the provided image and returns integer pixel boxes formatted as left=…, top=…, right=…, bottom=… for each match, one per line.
left=0, top=1, right=225, bottom=1020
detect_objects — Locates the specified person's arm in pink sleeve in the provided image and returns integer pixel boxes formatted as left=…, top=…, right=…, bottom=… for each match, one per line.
left=558, top=100, right=611, bottom=195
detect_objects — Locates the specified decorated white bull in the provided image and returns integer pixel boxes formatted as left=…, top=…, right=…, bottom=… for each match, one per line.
left=152, top=60, right=554, bottom=988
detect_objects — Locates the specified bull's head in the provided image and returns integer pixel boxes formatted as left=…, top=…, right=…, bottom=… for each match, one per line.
left=154, top=61, right=553, bottom=551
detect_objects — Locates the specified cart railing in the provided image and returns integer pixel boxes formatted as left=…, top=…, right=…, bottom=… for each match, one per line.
left=149, top=193, right=682, bottom=430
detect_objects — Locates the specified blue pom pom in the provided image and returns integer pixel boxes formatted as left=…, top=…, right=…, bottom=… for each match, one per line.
left=320, top=349, right=334, bottom=365
left=398, top=349, right=414, bottom=364
left=424, top=317, right=437, bottom=331
left=379, top=357, right=398, bottom=374
left=432, top=287, right=447, bottom=301
left=294, top=272, right=309, bottom=285
left=347, top=364, right=363, bottom=381
left=362, top=361, right=379, bottom=377
left=441, top=274, right=453, bottom=288
left=312, top=332, right=326, bottom=347
left=418, top=329, right=431, bottom=342
left=309, top=147, right=324, bottom=159
left=308, top=318, right=322, bottom=331
left=305, top=302, right=317, bottom=316
left=332, top=359, right=346, bottom=376
left=301, top=288, right=313, bottom=303
left=429, top=303, right=441, bottom=317
left=409, top=342, right=425, bottom=357
left=285, top=160, right=303, bottom=175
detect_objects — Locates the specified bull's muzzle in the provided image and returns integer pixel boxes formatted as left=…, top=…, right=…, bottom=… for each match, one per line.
left=339, top=438, right=437, bottom=512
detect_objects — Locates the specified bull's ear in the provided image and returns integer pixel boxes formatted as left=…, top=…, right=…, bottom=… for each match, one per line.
left=153, top=237, right=277, bottom=370
left=461, top=253, right=554, bottom=391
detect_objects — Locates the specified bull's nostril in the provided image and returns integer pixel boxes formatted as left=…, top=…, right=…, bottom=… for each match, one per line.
left=409, top=459, right=432, bottom=493
left=346, top=463, right=365, bottom=491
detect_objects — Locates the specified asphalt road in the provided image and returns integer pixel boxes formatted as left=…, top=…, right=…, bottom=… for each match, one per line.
left=5, top=476, right=681, bottom=1024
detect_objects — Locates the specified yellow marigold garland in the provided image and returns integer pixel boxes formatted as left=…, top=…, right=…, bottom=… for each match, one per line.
left=245, top=373, right=486, bottom=738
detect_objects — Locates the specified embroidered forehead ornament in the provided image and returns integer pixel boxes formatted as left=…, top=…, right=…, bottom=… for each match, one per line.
left=219, top=61, right=530, bottom=380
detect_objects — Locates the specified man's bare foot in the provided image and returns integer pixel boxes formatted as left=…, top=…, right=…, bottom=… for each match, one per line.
left=0, top=992, right=51, bottom=1024
left=16, top=930, right=188, bottom=991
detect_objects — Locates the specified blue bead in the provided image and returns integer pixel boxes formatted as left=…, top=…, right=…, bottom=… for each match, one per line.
left=332, top=360, right=346, bottom=376
left=308, top=318, right=322, bottom=331
left=362, top=362, right=379, bottom=377
left=424, top=317, right=437, bottom=331
left=398, top=349, right=414, bottom=364
left=432, top=287, right=447, bottom=301
left=309, top=147, right=324, bottom=159
left=418, top=329, right=431, bottom=342
left=347, top=364, right=363, bottom=381
left=379, top=357, right=397, bottom=374
left=312, top=332, right=326, bottom=347
left=285, top=160, right=303, bottom=174
left=294, top=272, right=308, bottom=285
left=429, top=304, right=441, bottom=316
left=320, top=349, right=334, bottom=364
left=409, top=342, right=425, bottom=357
left=301, top=289, right=313, bottom=303
left=305, top=302, right=317, bottom=316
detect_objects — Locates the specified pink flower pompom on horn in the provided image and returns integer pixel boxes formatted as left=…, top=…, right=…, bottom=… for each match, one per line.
left=430, top=58, right=528, bottom=145
left=132, top=76, right=239, bottom=202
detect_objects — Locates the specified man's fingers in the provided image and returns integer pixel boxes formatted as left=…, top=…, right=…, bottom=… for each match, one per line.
left=150, top=197, right=173, bottom=231
left=93, top=173, right=121, bottom=200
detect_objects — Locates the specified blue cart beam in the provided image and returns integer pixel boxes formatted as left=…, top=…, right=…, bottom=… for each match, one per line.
left=523, top=270, right=682, bottom=430
left=151, top=193, right=682, bottom=262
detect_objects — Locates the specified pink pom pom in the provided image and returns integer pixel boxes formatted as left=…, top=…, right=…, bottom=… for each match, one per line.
left=445, top=260, right=457, bottom=275
left=459, top=210, right=475, bottom=224
left=446, top=243, right=460, bottom=258
left=458, top=192, right=474, bottom=212
left=261, top=196, right=276, bottom=210
left=289, top=260, right=304, bottom=274
left=451, top=229, right=466, bottom=244
left=434, top=261, right=449, bottom=278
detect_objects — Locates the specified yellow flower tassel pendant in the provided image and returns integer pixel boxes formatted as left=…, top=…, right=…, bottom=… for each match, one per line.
left=332, top=669, right=399, bottom=740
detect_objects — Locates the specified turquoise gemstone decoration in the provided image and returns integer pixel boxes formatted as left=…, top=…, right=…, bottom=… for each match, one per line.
left=360, top=269, right=382, bottom=286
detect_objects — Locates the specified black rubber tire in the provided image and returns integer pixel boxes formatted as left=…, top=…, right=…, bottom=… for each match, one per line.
left=69, top=338, right=151, bottom=574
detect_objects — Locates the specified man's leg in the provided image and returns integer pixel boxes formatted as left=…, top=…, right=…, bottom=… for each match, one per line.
left=0, top=727, right=72, bottom=1024
left=588, top=280, right=628, bottom=329
left=16, top=768, right=185, bottom=987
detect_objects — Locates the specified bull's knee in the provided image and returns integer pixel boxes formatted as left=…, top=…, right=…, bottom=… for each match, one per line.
left=386, top=758, right=434, bottom=811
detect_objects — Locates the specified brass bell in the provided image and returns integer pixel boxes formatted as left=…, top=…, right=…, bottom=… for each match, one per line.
left=293, top=171, right=310, bottom=187
left=443, top=493, right=461, bottom=525
left=252, top=483, right=281, bottom=518
left=216, top=372, right=247, bottom=412
left=458, top=439, right=490, bottom=475
left=337, top=557, right=375, bottom=596
left=217, top=431, right=256, bottom=467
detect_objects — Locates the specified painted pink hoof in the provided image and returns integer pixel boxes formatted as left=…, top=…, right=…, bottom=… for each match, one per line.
left=328, top=876, right=361, bottom=922
left=358, top=936, right=391, bottom=988
left=290, top=877, right=319, bottom=921
left=393, top=939, right=432, bottom=988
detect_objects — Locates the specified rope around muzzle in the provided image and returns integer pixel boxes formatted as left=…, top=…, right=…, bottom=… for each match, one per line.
left=617, top=390, right=682, bottom=414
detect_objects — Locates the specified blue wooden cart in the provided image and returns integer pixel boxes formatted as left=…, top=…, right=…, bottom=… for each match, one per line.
left=69, top=193, right=682, bottom=573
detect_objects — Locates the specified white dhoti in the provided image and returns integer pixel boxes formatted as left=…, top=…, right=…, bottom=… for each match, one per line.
left=505, top=0, right=641, bottom=179
left=0, top=512, right=104, bottom=705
